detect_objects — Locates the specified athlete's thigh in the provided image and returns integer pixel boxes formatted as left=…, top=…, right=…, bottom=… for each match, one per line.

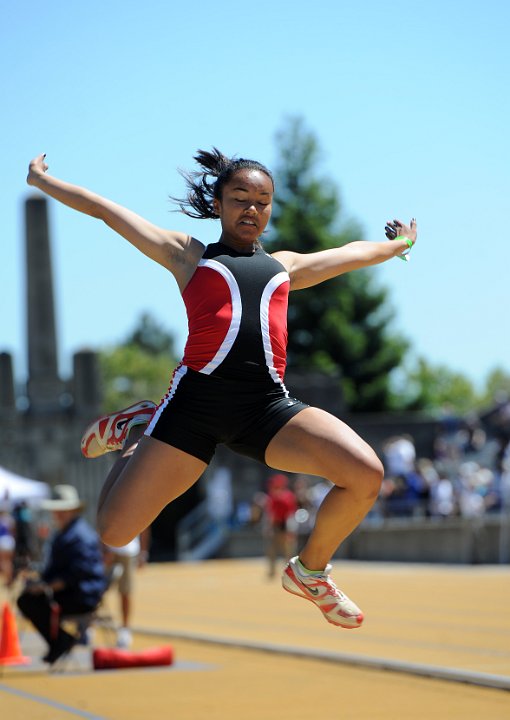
left=264, top=406, right=381, bottom=481
left=101, top=435, right=207, bottom=544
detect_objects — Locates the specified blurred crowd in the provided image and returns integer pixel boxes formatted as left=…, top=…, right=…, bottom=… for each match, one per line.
left=376, top=417, right=510, bottom=520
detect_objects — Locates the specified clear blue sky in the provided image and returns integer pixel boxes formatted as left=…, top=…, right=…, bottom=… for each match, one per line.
left=3, top=0, right=509, bottom=391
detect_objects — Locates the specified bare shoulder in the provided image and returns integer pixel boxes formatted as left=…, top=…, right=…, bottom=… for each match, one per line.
left=172, top=233, right=205, bottom=258
left=271, top=249, right=298, bottom=273
left=168, top=235, right=205, bottom=292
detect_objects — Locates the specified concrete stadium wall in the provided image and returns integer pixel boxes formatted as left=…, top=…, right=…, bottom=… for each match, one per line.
left=224, top=515, right=510, bottom=564
left=340, top=515, right=509, bottom=564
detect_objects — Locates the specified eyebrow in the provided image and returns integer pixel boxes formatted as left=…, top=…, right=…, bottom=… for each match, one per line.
left=232, top=186, right=271, bottom=195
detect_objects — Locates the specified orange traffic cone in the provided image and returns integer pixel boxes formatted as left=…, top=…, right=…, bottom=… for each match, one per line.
left=0, top=602, right=30, bottom=665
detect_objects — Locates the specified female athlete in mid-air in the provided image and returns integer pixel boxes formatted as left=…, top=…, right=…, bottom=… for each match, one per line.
left=27, top=149, right=416, bottom=628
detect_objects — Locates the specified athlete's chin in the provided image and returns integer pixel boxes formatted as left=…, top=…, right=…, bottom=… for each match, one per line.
left=236, top=225, right=259, bottom=237
left=228, top=231, right=261, bottom=248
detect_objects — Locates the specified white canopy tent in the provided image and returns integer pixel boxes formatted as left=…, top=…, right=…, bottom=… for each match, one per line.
left=0, top=466, right=50, bottom=507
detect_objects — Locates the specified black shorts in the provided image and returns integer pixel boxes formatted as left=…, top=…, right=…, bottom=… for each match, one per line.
left=146, top=366, right=308, bottom=465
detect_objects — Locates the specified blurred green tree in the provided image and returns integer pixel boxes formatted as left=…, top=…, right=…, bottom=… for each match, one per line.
left=266, top=117, right=409, bottom=411
left=480, top=367, right=510, bottom=408
left=99, top=313, right=177, bottom=411
left=393, top=357, right=478, bottom=414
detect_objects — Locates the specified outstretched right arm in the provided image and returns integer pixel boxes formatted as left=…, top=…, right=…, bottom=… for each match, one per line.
left=27, top=154, right=204, bottom=289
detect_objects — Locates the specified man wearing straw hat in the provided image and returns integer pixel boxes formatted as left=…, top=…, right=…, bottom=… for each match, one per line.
left=17, top=485, right=107, bottom=664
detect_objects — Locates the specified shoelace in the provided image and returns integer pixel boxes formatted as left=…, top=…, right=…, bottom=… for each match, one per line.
left=319, top=574, right=345, bottom=600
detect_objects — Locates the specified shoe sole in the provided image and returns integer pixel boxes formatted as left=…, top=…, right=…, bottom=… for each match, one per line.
left=282, top=570, right=364, bottom=629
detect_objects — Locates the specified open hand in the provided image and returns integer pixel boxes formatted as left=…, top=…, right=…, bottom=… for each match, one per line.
left=385, top=218, right=417, bottom=245
left=27, top=153, right=48, bottom=186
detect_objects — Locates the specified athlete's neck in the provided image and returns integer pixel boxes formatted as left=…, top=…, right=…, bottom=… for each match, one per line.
left=218, top=234, right=260, bottom=254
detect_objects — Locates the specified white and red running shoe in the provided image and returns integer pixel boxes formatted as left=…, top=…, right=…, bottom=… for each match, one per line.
left=80, top=400, right=156, bottom=458
left=282, top=556, right=364, bottom=629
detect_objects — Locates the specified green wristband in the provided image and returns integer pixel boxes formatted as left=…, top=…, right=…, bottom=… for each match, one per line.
left=395, top=235, right=413, bottom=249
left=394, top=235, right=413, bottom=262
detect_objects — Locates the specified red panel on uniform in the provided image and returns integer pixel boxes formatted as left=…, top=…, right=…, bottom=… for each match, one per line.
left=182, top=266, right=233, bottom=371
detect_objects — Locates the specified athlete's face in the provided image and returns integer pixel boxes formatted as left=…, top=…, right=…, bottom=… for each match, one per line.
left=214, top=169, right=273, bottom=250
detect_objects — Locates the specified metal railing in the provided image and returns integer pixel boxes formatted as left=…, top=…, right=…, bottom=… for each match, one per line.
left=176, top=500, right=229, bottom=561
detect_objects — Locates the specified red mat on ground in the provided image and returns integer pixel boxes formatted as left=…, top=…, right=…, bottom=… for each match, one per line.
left=93, top=645, right=174, bottom=670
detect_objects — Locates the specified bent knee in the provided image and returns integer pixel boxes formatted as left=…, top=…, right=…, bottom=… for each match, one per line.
left=99, top=527, right=135, bottom=548
left=348, top=453, right=384, bottom=500
left=367, top=456, right=384, bottom=496
left=97, top=512, right=135, bottom=548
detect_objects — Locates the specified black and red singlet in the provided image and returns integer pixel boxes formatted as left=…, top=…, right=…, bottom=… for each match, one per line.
left=181, top=241, right=290, bottom=384
left=146, top=241, right=308, bottom=464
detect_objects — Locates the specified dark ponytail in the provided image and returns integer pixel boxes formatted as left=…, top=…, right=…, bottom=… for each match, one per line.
left=172, top=147, right=274, bottom=219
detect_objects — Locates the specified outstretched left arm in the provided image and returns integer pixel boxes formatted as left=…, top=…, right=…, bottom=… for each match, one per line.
left=273, top=218, right=417, bottom=290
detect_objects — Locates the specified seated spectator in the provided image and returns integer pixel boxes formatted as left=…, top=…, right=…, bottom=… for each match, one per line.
left=429, top=476, right=457, bottom=517
left=17, top=485, right=107, bottom=665
left=379, top=474, right=413, bottom=517
left=383, top=434, right=416, bottom=478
